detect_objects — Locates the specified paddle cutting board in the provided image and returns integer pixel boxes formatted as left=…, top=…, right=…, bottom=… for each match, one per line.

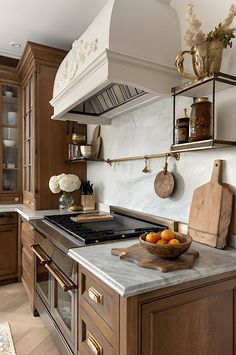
left=188, top=160, right=233, bottom=249
left=91, top=125, right=100, bottom=146
left=71, top=212, right=113, bottom=223
left=112, top=244, right=199, bottom=272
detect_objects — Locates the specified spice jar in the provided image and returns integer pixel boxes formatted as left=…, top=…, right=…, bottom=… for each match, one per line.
left=175, top=108, right=189, bottom=144
left=189, top=97, right=212, bottom=142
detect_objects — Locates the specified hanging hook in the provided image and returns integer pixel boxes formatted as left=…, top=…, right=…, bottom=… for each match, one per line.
left=163, top=154, right=168, bottom=174
left=142, top=157, right=150, bottom=173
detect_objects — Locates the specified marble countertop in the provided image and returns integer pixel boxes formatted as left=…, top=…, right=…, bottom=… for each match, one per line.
left=68, top=239, right=236, bottom=297
left=0, top=204, right=73, bottom=221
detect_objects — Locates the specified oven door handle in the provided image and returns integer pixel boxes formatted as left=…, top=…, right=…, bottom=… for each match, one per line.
left=31, top=244, right=51, bottom=265
left=45, top=262, right=77, bottom=292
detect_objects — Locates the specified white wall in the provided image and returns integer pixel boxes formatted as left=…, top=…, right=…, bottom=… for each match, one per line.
left=86, top=1, right=236, bottom=236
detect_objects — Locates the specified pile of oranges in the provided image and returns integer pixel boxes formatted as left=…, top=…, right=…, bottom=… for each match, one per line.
left=145, top=229, right=181, bottom=245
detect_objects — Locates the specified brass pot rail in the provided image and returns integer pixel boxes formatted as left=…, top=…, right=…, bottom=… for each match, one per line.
left=105, top=152, right=180, bottom=166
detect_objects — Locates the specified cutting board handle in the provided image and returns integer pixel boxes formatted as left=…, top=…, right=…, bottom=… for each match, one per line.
left=211, top=160, right=222, bottom=184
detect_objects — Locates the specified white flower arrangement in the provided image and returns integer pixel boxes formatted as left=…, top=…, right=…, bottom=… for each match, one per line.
left=49, top=173, right=81, bottom=194
left=184, top=4, right=236, bottom=48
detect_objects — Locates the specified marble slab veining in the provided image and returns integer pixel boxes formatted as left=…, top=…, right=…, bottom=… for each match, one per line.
left=68, top=239, right=236, bottom=297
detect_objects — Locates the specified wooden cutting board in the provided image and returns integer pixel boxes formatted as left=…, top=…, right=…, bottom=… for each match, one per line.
left=112, top=244, right=199, bottom=272
left=91, top=136, right=102, bottom=159
left=71, top=212, right=113, bottom=223
left=188, top=160, right=233, bottom=249
left=91, top=125, right=100, bottom=146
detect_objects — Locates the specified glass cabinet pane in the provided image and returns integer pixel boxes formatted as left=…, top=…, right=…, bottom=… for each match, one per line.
left=1, top=84, right=19, bottom=193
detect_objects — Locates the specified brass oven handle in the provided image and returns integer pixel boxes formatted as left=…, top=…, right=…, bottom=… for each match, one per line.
left=88, top=287, right=103, bottom=304
left=31, top=244, right=49, bottom=265
left=45, top=263, right=77, bottom=292
left=86, top=331, right=103, bottom=355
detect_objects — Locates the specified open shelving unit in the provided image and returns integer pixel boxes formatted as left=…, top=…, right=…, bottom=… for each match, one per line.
left=171, top=72, right=236, bottom=153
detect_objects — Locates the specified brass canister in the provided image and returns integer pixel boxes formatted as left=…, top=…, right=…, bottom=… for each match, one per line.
left=189, top=97, right=212, bottom=142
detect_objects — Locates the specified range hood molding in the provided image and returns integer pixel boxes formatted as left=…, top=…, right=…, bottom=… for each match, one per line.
left=50, top=0, right=181, bottom=125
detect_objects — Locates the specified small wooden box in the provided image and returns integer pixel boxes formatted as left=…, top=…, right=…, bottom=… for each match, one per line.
left=81, top=194, right=96, bottom=211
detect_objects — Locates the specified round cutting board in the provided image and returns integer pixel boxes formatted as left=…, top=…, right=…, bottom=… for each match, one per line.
left=154, top=171, right=175, bottom=198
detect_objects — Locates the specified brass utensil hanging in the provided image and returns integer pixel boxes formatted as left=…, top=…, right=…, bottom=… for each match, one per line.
left=154, top=155, right=175, bottom=198
left=142, top=157, right=150, bottom=173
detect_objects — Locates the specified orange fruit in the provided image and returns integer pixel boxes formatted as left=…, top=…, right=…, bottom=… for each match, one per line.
left=146, top=233, right=161, bottom=243
left=168, top=238, right=180, bottom=245
left=161, top=229, right=176, bottom=241
left=157, top=239, right=168, bottom=244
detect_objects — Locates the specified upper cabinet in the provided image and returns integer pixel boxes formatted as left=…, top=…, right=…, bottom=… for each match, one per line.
left=0, top=66, right=22, bottom=203
left=18, top=42, right=86, bottom=210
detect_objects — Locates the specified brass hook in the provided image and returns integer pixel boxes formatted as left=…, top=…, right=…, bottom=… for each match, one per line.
left=163, top=154, right=168, bottom=174
left=142, top=157, right=150, bottom=173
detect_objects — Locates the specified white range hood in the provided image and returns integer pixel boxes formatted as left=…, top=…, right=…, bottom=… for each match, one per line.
left=50, top=0, right=181, bottom=125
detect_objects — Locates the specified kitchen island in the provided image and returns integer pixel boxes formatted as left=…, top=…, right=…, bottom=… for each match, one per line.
left=69, top=239, right=236, bottom=355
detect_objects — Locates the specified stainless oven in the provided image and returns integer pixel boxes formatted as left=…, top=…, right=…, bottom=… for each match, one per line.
left=31, top=229, right=78, bottom=355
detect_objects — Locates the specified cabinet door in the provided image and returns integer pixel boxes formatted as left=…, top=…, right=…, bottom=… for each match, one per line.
left=0, top=82, right=22, bottom=201
left=22, top=74, right=35, bottom=208
left=141, top=283, right=234, bottom=355
left=0, top=224, right=18, bottom=278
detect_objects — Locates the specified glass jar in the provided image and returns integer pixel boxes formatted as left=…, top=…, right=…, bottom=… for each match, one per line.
left=175, top=108, right=189, bottom=144
left=189, top=97, right=212, bottom=142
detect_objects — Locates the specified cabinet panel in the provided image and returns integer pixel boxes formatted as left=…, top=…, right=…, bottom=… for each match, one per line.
left=0, top=224, right=17, bottom=278
left=141, top=287, right=234, bottom=355
left=0, top=76, right=22, bottom=202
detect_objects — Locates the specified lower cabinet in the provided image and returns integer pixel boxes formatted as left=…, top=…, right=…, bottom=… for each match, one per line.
left=78, top=266, right=236, bottom=355
left=20, top=217, right=36, bottom=314
left=0, top=212, right=18, bottom=283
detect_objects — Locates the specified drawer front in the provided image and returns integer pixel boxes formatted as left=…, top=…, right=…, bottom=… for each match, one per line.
left=21, top=250, right=34, bottom=291
left=22, top=220, right=34, bottom=238
left=80, top=268, right=119, bottom=330
left=21, top=231, right=34, bottom=255
left=0, top=212, right=17, bottom=225
left=0, top=194, right=22, bottom=204
left=79, top=307, right=114, bottom=355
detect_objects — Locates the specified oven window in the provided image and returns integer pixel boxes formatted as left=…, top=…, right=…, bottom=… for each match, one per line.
left=36, top=259, right=49, bottom=300
left=56, top=283, right=72, bottom=331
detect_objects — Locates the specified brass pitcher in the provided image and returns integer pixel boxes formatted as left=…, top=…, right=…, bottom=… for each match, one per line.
left=175, top=41, right=224, bottom=81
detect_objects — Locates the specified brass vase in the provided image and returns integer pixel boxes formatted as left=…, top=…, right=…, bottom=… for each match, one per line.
left=175, top=41, right=224, bottom=81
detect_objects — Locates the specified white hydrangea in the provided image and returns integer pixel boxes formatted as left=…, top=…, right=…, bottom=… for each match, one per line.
left=49, top=173, right=81, bottom=193
left=49, top=175, right=61, bottom=193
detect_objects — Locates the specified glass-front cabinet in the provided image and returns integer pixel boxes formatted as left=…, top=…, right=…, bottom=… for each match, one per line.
left=0, top=79, right=22, bottom=203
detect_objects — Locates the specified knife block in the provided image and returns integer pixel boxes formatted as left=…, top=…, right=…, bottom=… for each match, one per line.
left=81, top=194, right=96, bottom=211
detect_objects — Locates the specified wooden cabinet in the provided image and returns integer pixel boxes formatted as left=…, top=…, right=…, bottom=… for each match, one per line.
left=18, top=42, right=86, bottom=210
left=78, top=267, right=236, bottom=355
left=0, top=212, right=18, bottom=283
left=20, top=217, right=36, bottom=314
left=0, top=65, right=22, bottom=203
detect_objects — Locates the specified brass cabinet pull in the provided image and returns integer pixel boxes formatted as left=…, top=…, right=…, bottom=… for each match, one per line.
left=45, top=263, right=77, bottom=292
left=31, top=244, right=50, bottom=265
left=88, top=287, right=103, bottom=304
left=86, top=331, right=103, bottom=355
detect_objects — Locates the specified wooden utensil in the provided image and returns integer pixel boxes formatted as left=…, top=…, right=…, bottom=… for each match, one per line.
left=111, top=244, right=199, bottom=272
left=71, top=212, right=113, bottom=223
left=188, top=160, right=233, bottom=249
left=154, top=156, right=175, bottom=198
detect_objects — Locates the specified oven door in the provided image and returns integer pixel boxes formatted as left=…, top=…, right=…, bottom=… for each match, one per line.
left=31, top=242, right=77, bottom=350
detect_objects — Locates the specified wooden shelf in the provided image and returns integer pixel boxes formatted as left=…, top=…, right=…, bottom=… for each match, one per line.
left=3, top=168, right=18, bottom=171
left=171, top=139, right=236, bottom=153
left=2, top=125, right=18, bottom=129
left=2, top=97, right=17, bottom=104
left=66, top=158, right=104, bottom=163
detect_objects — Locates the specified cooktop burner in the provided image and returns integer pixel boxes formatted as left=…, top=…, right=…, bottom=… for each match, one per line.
left=44, top=213, right=166, bottom=245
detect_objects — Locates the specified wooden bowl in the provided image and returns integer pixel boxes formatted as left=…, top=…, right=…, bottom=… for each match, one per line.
left=139, top=232, right=192, bottom=259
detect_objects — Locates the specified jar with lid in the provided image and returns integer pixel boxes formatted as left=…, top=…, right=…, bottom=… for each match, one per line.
left=175, top=108, right=189, bottom=144
left=189, top=97, right=212, bottom=142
